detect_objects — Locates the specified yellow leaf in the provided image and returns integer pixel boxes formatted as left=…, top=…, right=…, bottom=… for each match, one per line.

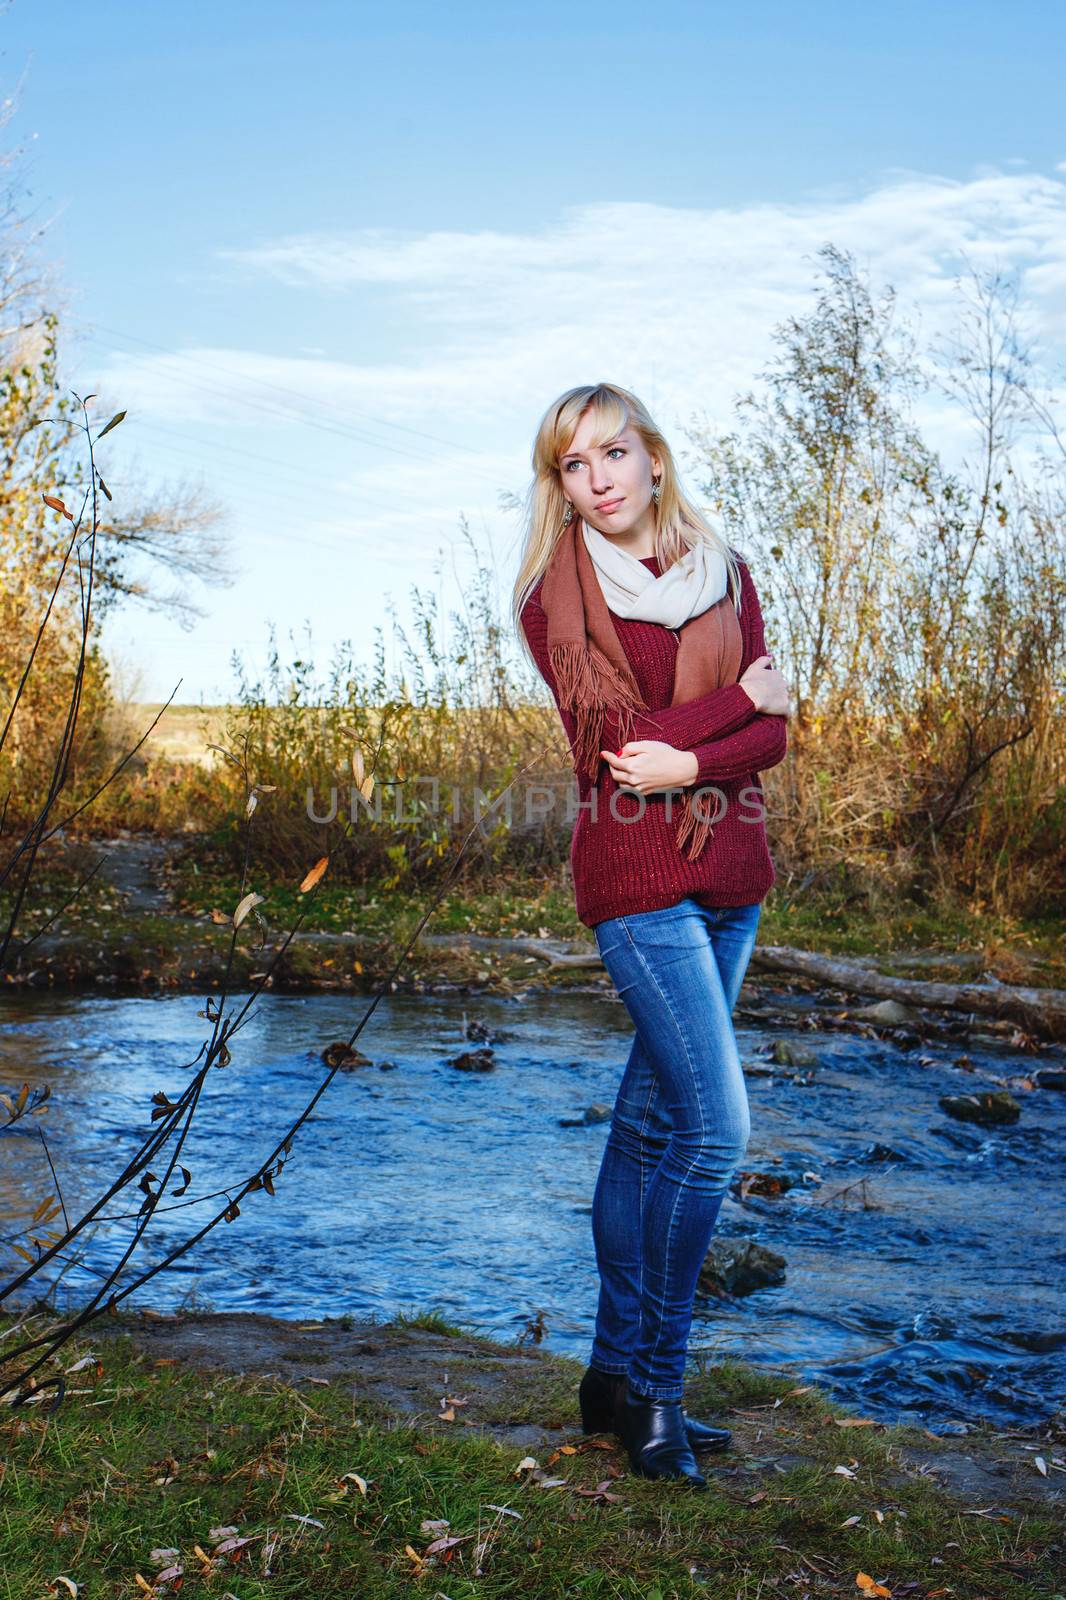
left=300, top=856, right=329, bottom=893
left=232, top=892, right=264, bottom=929
left=351, top=748, right=365, bottom=786
left=856, top=1574, right=891, bottom=1597
left=359, top=773, right=374, bottom=801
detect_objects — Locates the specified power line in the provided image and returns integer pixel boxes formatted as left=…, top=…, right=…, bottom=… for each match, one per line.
left=79, top=320, right=509, bottom=485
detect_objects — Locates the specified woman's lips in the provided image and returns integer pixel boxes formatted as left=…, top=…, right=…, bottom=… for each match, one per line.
left=596, top=498, right=624, bottom=513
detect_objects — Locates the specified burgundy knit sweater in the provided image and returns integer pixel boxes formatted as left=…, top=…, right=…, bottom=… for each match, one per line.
left=520, top=554, right=787, bottom=927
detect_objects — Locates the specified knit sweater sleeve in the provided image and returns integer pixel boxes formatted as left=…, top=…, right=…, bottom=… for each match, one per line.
left=690, top=560, right=788, bottom=781
left=519, top=591, right=758, bottom=761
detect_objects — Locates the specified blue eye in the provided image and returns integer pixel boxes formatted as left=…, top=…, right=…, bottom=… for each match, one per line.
left=564, top=446, right=625, bottom=472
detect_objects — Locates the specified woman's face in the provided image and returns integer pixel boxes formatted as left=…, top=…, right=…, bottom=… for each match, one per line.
left=558, top=415, right=661, bottom=537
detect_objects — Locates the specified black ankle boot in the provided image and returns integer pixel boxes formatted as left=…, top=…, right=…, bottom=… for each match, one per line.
left=618, top=1379, right=707, bottom=1487
left=578, top=1365, right=732, bottom=1454
left=578, top=1364, right=627, bottom=1434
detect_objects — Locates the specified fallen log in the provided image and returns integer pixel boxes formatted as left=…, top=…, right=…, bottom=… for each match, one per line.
left=417, top=932, right=602, bottom=969
left=750, top=945, right=1066, bottom=1043
left=417, top=930, right=1066, bottom=1038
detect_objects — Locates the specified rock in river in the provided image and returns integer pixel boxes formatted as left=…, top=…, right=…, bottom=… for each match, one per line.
left=449, top=1047, right=496, bottom=1073
left=697, top=1236, right=787, bottom=1298
left=769, top=1040, right=820, bottom=1069
left=322, top=1041, right=372, bottom=1070
left=849, top=999, right=922, bottom=1027
left=938, top=1090, right=1020, bottom=1125
left=559, top=1101, right=612, bottom=1127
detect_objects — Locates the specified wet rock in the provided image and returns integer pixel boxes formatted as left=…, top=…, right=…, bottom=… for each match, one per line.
left=378, top=1060, right=398, bottom=1071
left=697, top=1236, right=787, bottom=1298
left=860, top=1142, right=909, bottom=1163
left=849, top=999, right=922, bottom=1026
left=463, top=1015, right=497, bottom=1044
left=449, top=1048, right=496, bottom=1073
left=733, top=1169, right=793, bottom=1198
left=1033, top=1067, right=1066, bottom=1090
left=322, top=1041, right=372, bottom=1069
left=938, top=1090, right=1020, bottom=1125
left=769, top=1040, right=820, bottom=1069
left=559, top=1102, right=612, bottom=1127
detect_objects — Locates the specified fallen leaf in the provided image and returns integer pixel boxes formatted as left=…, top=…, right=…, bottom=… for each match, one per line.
left=856, top=1574, right=891, bottom=1597
left=424, top=1534, right=472, bottom=1556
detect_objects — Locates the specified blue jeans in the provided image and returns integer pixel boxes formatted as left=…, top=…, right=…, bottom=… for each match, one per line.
left=590, top=896, right=761, bottom=1400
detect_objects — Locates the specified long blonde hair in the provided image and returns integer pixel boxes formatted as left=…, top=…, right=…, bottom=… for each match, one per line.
left=512, top=381, right=743, bottom=647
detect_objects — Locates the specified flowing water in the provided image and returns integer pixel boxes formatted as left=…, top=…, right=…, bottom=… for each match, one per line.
left=2, top=987, right=1063, bottom=1433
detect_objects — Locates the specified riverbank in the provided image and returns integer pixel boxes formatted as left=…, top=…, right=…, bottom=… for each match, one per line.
left=1, top=1304, right=1061, bottom=1597
left=4, top=829, right=1065, bottom=1017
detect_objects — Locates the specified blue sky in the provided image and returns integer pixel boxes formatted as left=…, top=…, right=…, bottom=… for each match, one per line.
left=4, top=0, right=1066, bottom=702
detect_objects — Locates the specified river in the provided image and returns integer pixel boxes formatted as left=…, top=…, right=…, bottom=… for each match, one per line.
left=2, top=987, right=1063, bottom=1433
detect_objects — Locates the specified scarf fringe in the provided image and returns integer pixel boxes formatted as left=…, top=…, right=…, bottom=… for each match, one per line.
left=549, top=640, right=643, bottom=779
left=675, top=790, right=714, bottom=861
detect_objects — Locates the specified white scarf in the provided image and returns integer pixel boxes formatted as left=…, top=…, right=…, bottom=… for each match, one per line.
left=581, top=517, right=728, bottom=627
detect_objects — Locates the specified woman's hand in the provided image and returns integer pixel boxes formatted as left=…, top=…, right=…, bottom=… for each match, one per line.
left=739, top=654, right=791, bottom=715
left=600, top=740, right=700, bottom=794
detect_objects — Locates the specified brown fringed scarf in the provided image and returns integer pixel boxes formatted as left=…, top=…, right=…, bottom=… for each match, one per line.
left=539, top=519, right=743, bottom=860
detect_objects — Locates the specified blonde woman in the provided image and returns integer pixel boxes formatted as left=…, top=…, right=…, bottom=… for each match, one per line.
left=514, top=382, right=791, bottom=1488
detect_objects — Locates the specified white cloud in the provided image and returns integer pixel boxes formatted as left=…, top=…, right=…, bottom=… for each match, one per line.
left=109, top=169, right=1066, bottom=439
left=92, top=168, right=1066, bottom=698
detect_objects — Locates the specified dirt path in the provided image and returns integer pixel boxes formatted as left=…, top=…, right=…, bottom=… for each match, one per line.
left=88, top=830, right=177, bottom=913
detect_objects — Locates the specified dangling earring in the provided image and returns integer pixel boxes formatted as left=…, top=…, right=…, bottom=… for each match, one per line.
left=651, top=476, right=662, bottom=504
left=562, top=501, right=574, bottom=526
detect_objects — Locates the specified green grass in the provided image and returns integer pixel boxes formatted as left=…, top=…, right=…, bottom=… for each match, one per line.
left=0, top=1309, right=1058, bottom=1598
left=5, top=831, right=1065, bottom=999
